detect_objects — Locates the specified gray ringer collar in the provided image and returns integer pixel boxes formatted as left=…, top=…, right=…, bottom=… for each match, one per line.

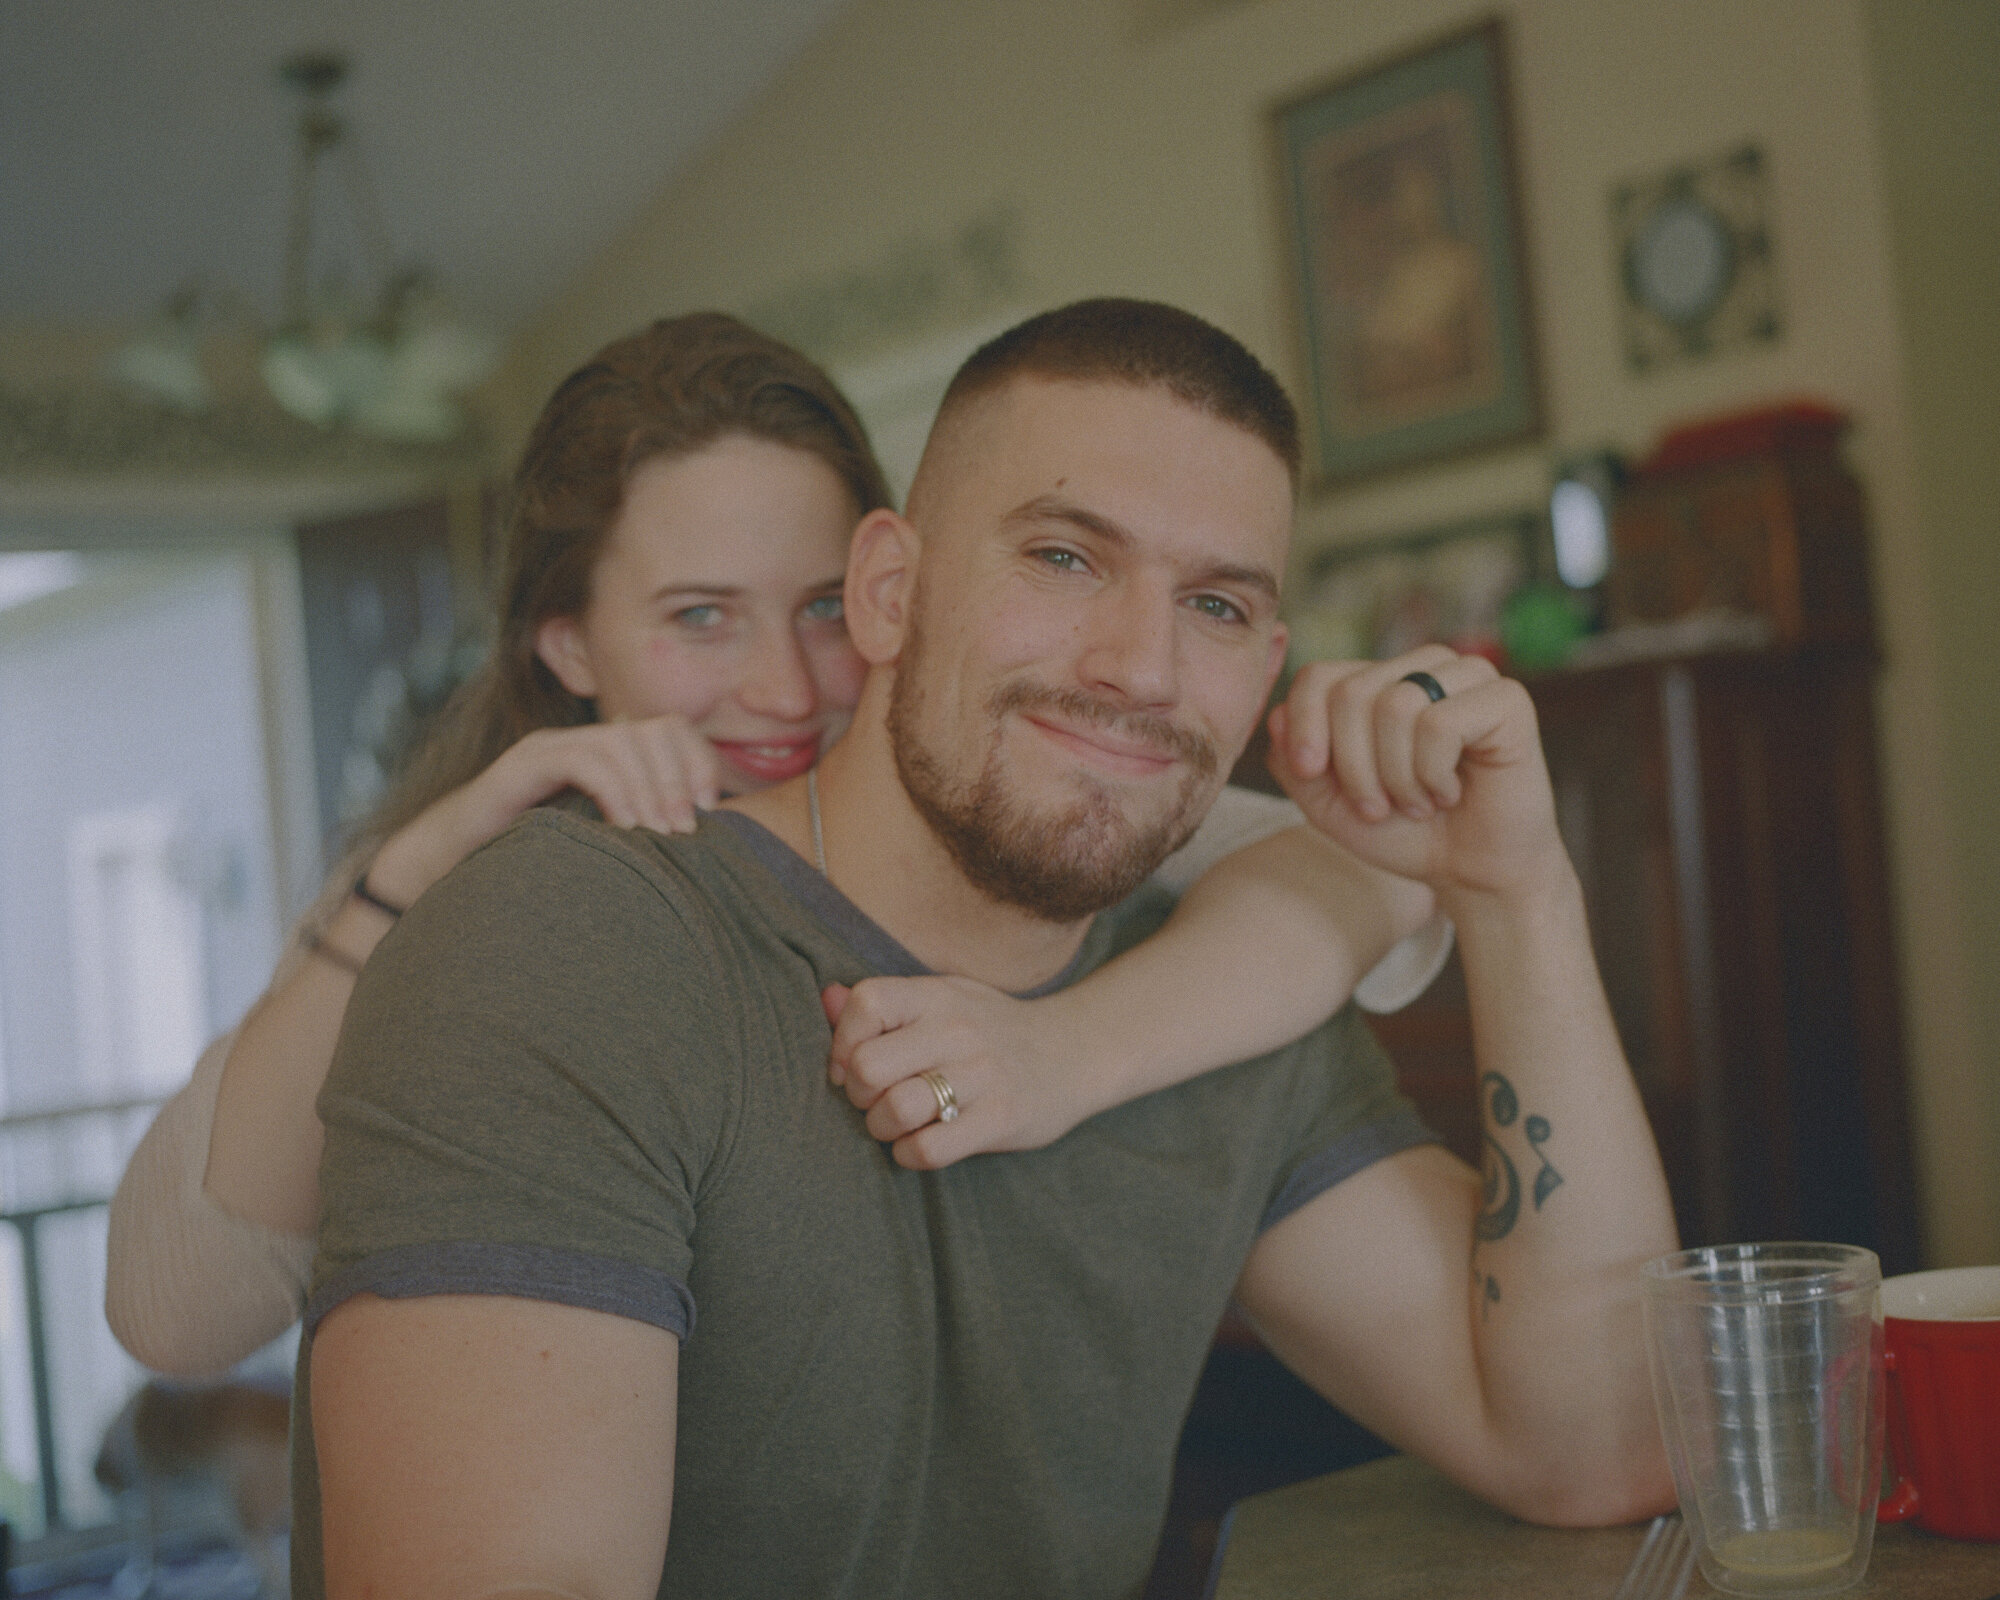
left=706, top=809, right=1103, bottom=1000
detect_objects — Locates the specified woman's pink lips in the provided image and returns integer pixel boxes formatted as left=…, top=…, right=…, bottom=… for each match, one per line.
left=1021, top=714, right=1176, bottom=777
left=712, top=736, right=821, bottom=785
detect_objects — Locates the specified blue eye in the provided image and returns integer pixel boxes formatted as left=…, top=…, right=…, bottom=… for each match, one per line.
left=1034, top=548, right=1087, bottom=572
left=673, top=603, right=723, bottom=629
left=1188, top=593, right=1246, bottom=624
left=804, top=594, right=844, bottom=622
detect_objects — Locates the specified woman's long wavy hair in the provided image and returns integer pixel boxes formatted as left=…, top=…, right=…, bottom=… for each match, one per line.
left=349, top=313, right=892, bottom=861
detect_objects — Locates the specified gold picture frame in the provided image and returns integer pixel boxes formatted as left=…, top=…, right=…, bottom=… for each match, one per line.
left=1273, top=19, right=1543, bottom=488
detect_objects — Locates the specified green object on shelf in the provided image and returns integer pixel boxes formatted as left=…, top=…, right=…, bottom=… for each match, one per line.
left=1501, top=583, right=1587, bottom=673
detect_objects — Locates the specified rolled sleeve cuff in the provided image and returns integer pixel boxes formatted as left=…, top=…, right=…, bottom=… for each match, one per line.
left=1259, top=1109, right=1442, bottom=1233
left=304, top=1241, right=694, bottom=1341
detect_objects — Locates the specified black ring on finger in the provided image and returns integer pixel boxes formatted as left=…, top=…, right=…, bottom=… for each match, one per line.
left=1401, top=670, right=1447, bottom=703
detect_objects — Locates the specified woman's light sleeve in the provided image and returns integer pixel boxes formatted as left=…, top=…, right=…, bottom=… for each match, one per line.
left=105, top=1029, right=315, bottom=1376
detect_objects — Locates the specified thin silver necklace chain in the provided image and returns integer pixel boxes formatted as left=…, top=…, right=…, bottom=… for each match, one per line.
left=807, top=766, right=827, bottom=875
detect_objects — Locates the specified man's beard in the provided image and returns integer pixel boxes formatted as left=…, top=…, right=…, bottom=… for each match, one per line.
left=887, top=618, right=1221, bottom=923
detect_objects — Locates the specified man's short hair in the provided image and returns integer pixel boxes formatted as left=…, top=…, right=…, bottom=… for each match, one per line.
left=932, top=298, right=1300, bottom=484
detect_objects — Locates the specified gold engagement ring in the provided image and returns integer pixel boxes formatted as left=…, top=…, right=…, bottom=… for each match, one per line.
left=920, top=1070, right=960, bottom=1124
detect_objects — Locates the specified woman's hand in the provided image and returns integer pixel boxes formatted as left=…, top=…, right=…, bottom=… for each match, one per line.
left=821, top=978, right=1101, bottom=1171
left=367, top=716, right=722, bottom=907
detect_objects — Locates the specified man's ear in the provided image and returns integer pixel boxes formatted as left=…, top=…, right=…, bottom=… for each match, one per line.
left=1262, top=620, right=1290, bottom=701
left=844, top=509, right=921, bottom=666
left=534, top=614, right=599, bottom=700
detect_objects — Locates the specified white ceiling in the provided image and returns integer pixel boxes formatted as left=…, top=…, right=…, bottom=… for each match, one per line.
left=0, top=0, right=855, bottom=333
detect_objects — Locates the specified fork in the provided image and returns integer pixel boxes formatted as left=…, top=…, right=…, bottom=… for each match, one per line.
left=1611, top=1512, right=1697, bottom=1600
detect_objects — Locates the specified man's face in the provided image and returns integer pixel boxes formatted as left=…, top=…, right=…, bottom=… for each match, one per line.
left=888, top=377, right=1292, bottom=921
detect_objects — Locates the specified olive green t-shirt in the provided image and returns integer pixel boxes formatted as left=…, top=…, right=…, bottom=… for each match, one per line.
left=294, top=807, right=1433, bottom=1600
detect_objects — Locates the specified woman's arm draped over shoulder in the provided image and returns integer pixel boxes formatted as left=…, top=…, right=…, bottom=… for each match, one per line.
left=829, top=783, right=1444, bottom=1167
left=106, top=1030, right=314, bottom=1375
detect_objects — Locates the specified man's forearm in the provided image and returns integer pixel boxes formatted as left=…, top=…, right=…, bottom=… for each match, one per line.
left=1445, top=864, right=1677, bottom=1519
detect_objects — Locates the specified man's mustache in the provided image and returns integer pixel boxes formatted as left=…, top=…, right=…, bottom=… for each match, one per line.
left=988, top=681, right=1218, bottom=777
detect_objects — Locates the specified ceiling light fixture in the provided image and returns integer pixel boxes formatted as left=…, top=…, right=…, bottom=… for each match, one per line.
left=107, top=52, right=496, bottom=446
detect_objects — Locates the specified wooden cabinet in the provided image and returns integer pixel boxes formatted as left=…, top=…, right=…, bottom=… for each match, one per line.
left=1369, top=643, right=1920, bottom=1271
left=1607, top=404, right=1874, bottom=651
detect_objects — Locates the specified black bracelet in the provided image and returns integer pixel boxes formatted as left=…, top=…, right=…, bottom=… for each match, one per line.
left=351, top=871, right=407, bottom=920
left=303, top=927, right=366, bottom=976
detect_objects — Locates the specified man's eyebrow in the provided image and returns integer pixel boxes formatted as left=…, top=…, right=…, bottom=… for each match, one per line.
left=1195, top=560, right=1281, bottom=605
left=1004, top=493, right=1134, bottom=548
left=1004, top=493, right=1281, bottom=604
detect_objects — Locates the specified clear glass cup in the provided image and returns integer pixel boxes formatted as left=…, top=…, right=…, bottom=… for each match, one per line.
left=1642, top=1242, right=1885, bottom=1596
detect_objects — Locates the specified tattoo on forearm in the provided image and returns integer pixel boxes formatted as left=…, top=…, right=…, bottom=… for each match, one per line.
left=1475, top=1074, right=1522, bottom=1242
left=1472, top=1072, right=1560, bottom=1328
left=1473, top=1071, right=1564, bottom=1248
left=1526, top=1113, right=1563, bottom=1209
left=1471, top=1074, right=1564, bottom=1318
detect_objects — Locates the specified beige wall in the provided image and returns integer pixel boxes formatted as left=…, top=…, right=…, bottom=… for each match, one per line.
left=499, top=0, right=1997, bottom=1264
left=0, top=320, right=127, bottom=388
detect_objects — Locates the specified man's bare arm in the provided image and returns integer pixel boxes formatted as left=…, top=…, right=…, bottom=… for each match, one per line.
left=1235, top=650, right=1677, bottom=1526
left=1235, top=869, right=1675, bottom=1525
left=313, top=1294, right=677, bottom=1600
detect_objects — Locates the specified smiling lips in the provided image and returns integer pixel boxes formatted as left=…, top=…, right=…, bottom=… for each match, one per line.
left=989, top=680, right=1215, bottom=781
left=1019, top=713, right=1180, bottom=779
left=711, top=734, right=822, bottom=785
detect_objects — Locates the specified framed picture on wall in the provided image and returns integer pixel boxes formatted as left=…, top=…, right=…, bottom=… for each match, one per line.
left=1273, top=18, right=1542, bottom=488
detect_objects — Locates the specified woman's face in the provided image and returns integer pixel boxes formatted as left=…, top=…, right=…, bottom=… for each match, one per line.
left=535, top=434, right=869, bottom=793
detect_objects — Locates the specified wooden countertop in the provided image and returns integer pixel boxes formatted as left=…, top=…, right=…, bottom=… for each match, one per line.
left=1211, top=1454, right=2000, bottom=1599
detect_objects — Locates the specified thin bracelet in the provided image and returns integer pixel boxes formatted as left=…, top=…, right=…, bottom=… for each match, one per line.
left=351, top=871, right=407, bottom=920
left=302, top=927, right=366, bottom=976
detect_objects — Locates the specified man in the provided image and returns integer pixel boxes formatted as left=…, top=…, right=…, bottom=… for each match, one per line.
left=300, top=300, right=1675, bottom=1600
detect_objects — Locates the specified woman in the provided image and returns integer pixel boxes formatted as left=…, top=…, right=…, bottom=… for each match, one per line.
left=107, top=313, right=1444, bottom=1376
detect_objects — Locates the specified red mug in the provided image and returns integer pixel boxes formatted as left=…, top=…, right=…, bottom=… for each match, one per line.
left=1878, top=1264, right=2000, bottom=1540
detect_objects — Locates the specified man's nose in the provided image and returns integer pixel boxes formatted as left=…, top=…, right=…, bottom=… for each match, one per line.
left=738, top=625, right=819, bottom=721
left=1075, top=577, right=1178, bottom=708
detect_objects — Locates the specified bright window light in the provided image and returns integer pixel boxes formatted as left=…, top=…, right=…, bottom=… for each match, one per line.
left=0, top=552, right=85, bottom=614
